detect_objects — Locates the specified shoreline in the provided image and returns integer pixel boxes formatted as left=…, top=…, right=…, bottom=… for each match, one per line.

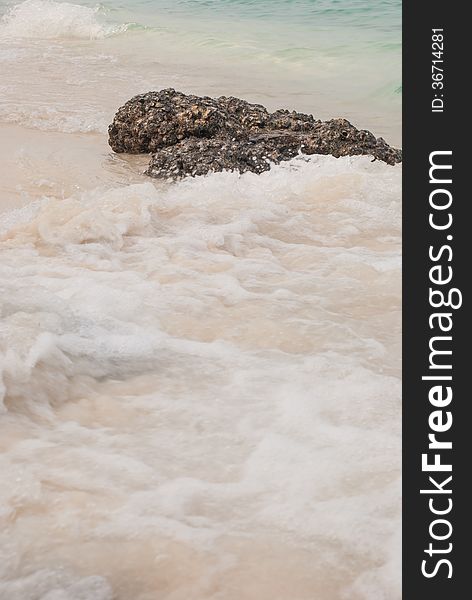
left=0, top=123, right=150, bottom=214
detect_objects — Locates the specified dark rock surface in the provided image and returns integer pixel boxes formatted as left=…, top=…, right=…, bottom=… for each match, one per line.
left=109, top=88, right=402, bottom=179
left=146, top=134, right=302, bottom=179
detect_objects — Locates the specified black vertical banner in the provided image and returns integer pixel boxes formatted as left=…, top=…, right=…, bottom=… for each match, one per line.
left=403, top=2, right=469, bottom=598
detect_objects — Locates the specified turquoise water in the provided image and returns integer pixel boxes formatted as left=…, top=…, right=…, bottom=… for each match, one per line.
left=114, top=0, right=402, bottom=140
left=107, top=0, right=402, bottom=96
left=110, top=0, right=401, bottom=30
left=104, top=0, right=400, bottom=31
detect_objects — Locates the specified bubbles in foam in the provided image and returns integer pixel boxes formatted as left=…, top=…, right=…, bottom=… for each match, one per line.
left=0, top=569, right=113, bottom=600
left=0, top=156, right=401, bottom=599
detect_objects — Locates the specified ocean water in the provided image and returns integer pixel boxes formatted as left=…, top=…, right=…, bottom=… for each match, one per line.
left=0, top=0, right=401, bottom=141
left=0, top=2, right=401, bottom=600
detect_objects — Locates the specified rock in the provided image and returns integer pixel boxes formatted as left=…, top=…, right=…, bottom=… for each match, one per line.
left=300, top=119, right=402, bottom=165
left=145, top=134, right=302, bottom=179
left=108, top=89, right=317, bottom=154
left=108, top=88, right=402, bottom=179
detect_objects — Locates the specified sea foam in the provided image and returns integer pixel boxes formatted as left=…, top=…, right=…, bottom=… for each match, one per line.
left=0, top=156, right=401, bottom=599
left=0, top=0, right=127, bottom=39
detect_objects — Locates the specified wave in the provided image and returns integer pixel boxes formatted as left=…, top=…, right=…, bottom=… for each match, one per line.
left=0, top=103, right=108, bottom=133
left=1, top=155, right=402, bottom=407
left=0, top=156, right=401, bottom=598
left=0, top=0, right=128, bottom=40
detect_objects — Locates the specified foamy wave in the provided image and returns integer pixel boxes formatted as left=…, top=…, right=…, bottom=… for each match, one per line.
left=0, top=157, right=401, bottom=599
left=0, top=103, right=108, bottom=133
left=0, top=0, right=128, bottom=40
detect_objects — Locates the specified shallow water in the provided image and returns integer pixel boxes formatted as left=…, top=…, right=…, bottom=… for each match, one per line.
left=0, top=0, right=401, bottom=143
left=0, top=2, right=402, bottom=599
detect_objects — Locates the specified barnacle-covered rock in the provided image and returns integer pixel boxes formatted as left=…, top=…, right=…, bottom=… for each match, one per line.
left=108, top=88, right=402, bottom=178
left=146, top=134, right=302, bottom=179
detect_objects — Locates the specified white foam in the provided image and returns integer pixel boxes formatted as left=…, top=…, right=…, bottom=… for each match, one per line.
left=0, top=156, right=401, bottom=599
left=0, top=0, right=127, bottom=40
left=0, top=104, right=108, bottom=133
left=0, top=570, right=113, bottom=600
